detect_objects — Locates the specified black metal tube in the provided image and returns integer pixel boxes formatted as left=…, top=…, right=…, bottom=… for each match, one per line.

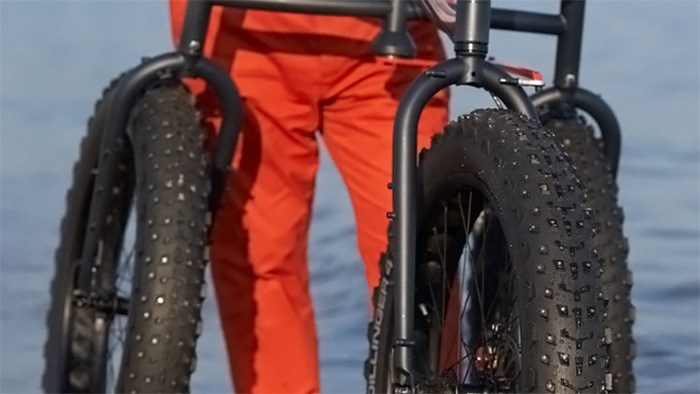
left=573, top=89, right=621, bottom=176
left=208, top=0, right=568, bottom=38
left=209, top=0, right=566, bottom=36
left=189, top=57, right=244, bottom=209
left=392, top=57, right=466, bottom=385
left=554, top=0, right=586, bottom=89
left=454, top=0, right=491, bottom=56
left=491, top=8, right=566, bottom=35
left=211, top=0, right=392, bottom=16
left=179, top=0, right=213, bottom=55
left=386, top=0, right=408, bottom=32
left=531, top=87, right=622, bottom=176
left=77, top=53, right=244, bottom=292
left=78, top=53, right=187, bottom=291
left=390, top=59, right=536, bottom=387
left=482, top=62, right=539, bottom=120
left=371, top=0, right=415, bottom=57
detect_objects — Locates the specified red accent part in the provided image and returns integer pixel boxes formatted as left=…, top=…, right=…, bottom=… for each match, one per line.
left=378, top=56, right=543, bottom=81
left=475, top=346, right=490, bottom=374
left=377, top=56, right=438, bottom=69
left=492, top=62, right=543, bottom=81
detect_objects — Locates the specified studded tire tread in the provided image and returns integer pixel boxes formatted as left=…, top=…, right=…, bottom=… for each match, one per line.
left=43, top=73, right=131, bottom=393
left=43, top=80, right=210, bottom=393
left=545, top=117, right=634, bottom=393
left=365, top=109, right=609, bottom=394
left=116, top=83, right=210, bottom=392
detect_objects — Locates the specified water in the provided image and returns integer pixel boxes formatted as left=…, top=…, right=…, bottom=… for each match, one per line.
left=1, top=1, right=698, bottom=393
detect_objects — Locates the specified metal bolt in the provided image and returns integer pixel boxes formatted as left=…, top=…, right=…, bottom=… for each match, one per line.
left=546, top=380, right=555, bottom=392
left=188, top=40, right=201, bottom=53
left=559, top=352, right=570, bottom=364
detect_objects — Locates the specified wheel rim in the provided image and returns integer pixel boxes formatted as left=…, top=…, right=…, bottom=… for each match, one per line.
left=58, top=154, right=135, bottom=393
left=412, top=183, right=524, bottom=393
left=102, top=212, right=136, bottom=392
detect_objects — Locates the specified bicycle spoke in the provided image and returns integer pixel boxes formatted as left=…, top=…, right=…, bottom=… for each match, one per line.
left=417, top=186, right=524, bottom=390
left=457, top=192, right=477, bottom=367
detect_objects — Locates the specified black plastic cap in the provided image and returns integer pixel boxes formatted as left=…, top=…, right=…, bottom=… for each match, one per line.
left=371, top=30, right=416, bottom=58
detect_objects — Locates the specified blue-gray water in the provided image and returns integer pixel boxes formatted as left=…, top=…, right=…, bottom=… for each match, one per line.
left=1, top=1, right=698, bottom=393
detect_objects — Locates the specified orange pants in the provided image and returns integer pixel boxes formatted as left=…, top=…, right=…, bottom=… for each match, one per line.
left=169, top=3, right=449, bottom=392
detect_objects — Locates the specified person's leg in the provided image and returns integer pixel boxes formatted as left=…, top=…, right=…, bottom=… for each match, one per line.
left=169, top=4, right=324, bottom=392
left=210, top=101, right=321, bottom=394
left=319, top=27, right=449, bottom=291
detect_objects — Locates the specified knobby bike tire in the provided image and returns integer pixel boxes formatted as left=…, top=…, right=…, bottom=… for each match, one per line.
left=545, top=116, right=634, bottom=393
left=365, top=109, right=610, bottom=394
left=43, top=80, right=211, bottom=393
left=43, top=73, right=132, bottom=393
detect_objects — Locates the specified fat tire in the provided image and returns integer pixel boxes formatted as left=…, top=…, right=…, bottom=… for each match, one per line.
left=43, top=74, right=131, bottom=393
left=43, top=80, right=211, bottom=393
left=365, top=109, right=609, bottom=394
left=545, top=116, right=634, bottom=393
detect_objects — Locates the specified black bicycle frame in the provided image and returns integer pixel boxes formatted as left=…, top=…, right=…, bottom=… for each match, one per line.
left=78, top=0, right=622, bottom=391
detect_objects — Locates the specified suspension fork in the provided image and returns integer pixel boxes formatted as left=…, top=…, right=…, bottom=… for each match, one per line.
left=389, top=0, right=539, bottom=389
left=532, top=87, right=622, bottom=177
left=77, top=0, right=242, bottom=293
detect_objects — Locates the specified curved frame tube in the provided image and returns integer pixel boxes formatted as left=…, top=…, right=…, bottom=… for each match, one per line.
left=77, top=52, right=242, bottom=291
left=391, top=57, right=537, bottom=385
left=532, top=87, right=622, bottom=176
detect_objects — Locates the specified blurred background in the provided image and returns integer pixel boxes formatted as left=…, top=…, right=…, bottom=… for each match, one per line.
left=1, top=0, right=698, bottom=393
